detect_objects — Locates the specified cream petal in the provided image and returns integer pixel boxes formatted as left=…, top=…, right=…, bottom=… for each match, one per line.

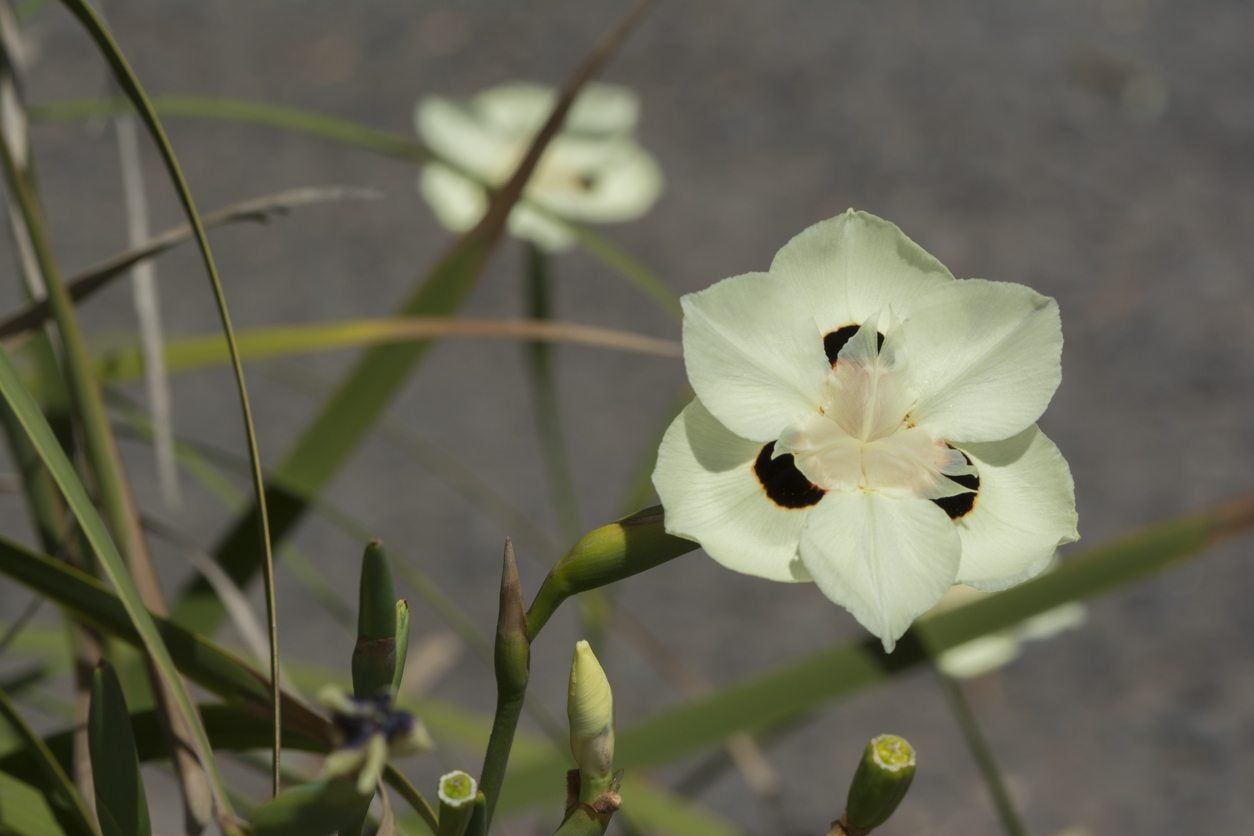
left=952, top=425, right=1079, bottom=590
left=417, top=164, right=489, bottom=234
left=652, top=399, right=812, bottom=583
left=414, top=97, right=513, bottom=182
left=681, top=271, right=830, bottom=442
left=473, top=81, right=640, bottom=137
left=800, top=491, right=961, bottom=651
left=527, top=137, right=663, bottom=223
left=902, top=279, right=1063, bottom=443
left=768, top=209, right=954, bottom=335
left=507, top=203, right=578, bottom=252
left=936, top=635, right=1022, bottom=679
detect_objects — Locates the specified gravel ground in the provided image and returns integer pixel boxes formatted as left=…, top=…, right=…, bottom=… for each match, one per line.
left=2, top=1, right=1253, bottom=834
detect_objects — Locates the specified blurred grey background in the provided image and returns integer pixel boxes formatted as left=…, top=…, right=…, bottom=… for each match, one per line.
left=2, top=1, right=1253, bottom=833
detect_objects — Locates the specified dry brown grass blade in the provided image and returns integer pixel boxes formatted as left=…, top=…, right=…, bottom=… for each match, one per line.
left=0, top=186, right=381, bottom=344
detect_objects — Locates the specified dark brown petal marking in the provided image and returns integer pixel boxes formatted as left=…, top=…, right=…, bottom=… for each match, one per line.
left=754, top=442, right=825, bottom=509
left=823, top=324, right=885, bottom=365
left=932, top=451, right=980, bottom=519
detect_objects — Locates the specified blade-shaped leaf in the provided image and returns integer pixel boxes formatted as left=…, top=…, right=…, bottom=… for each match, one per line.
left=54, top=0, right=285, bottom=797
left=87, top=663, right=150, bottom=836
left=0, top=345, right=235, bottom=816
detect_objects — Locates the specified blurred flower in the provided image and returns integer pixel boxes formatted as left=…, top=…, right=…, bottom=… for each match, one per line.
left=415, top=81, right=663, bottom=252
left=931, top=582, right=1086, bottom=679
left=319, top=686, right=434, bottom=794
left=653, top=210, right=1078, bottom=651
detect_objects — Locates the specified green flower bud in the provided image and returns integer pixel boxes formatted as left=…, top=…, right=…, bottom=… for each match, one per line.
left=436, top=771, right=478, bottom=836
left=842, top=734, right=916, bottom=834
left=567, top=640, right=614, bottom=784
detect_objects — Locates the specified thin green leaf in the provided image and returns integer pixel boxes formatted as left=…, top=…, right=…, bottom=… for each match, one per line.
left=0, top=536, right=440, bottom=828
left=499, top=495, right=1254, bottom=809
left=0, top=345, right=236, bottom=818
left=88, top=662, right=151, bottom=836
left=0, top=688, right=96, bottom=835
left=53, top=0, right=283, bottom=793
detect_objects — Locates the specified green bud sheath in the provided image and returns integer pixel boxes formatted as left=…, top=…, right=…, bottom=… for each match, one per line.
left=392, top=598, right=411, bottom=695
left=352, top=540, right=397, bottom=698
left=843, top=734, right=916, bottom=834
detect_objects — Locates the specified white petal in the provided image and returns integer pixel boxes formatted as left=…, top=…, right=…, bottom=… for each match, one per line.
left=936, top=635, right=1022, bottom=679
left=528, top=137, right=663, bottom=223
left=901, top=279, right=1063, bottom=443
left=415, top=97, right=513, bottom=182
left=1019, top=602, right=1086, bottom=641
left=507, top=203, right=577, bottom=252
left=768, top=209, right=954, bottom=335
left=952, top=425, right=1079, bottom=589
left=417, top=164, right=489, bottom=234
left=681, top=272, right=830, bottom=442
left=800, top=491, right=961, bottom=651
left=474, top=82, right=640, bottom=137
left=652, top=399, right=811, bottom=583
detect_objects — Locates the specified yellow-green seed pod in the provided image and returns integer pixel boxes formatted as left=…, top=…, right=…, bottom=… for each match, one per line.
left=567, top=640, right=614, bottom=783
left=843, top=734, right=916, bottom=833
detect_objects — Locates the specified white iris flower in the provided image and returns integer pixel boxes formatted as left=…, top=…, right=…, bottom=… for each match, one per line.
left=653, top=210, right=1078, bottom=651
left=415, top=81, right=663, bottom=252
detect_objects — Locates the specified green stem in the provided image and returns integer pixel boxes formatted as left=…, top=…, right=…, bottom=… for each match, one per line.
left=934, top=674, right=1026, bottom=836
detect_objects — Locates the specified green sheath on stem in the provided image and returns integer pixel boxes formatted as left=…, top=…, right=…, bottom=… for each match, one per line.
left=89, top=662, right=151, bottom=836
left=352, top=540, right=397, bottom=699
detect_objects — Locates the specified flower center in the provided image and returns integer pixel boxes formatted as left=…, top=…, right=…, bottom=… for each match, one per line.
left=772, top=320, right=977, bottom=504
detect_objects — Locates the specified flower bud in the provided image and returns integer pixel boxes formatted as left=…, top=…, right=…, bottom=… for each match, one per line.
left=842, top=734, right=916, bottom=834
left=567, top=640, right=614, bottom=783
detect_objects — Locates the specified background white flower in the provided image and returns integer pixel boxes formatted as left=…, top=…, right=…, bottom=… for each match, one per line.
left=929, top=582, right=1087, bottom=678
left=653, top=210, right=1078, bottom=650
left=415, top=81, right=663, bottom=252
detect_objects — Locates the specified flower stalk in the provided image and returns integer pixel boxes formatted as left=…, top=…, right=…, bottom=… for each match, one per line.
left=473, top=540, right=530, bottom=830
left=526, top=506, right=695, bottom=637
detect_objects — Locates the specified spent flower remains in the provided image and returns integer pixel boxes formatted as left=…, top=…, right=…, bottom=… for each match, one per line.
left=653, top=210, right=1079, bottom=650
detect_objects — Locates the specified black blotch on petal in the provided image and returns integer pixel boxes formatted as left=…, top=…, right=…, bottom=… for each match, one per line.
left=932, top=451, right=980, bottom=519
left=754, top=442, right=825, bottom=509
left=823, top=324, right=885, bottom=365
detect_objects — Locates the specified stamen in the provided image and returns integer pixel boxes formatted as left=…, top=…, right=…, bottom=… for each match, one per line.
left=932, top=451, right=980, bottom=519
left=824, top=324, right=885, bottom=365
left=754, top=442, right=825, bottom=508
